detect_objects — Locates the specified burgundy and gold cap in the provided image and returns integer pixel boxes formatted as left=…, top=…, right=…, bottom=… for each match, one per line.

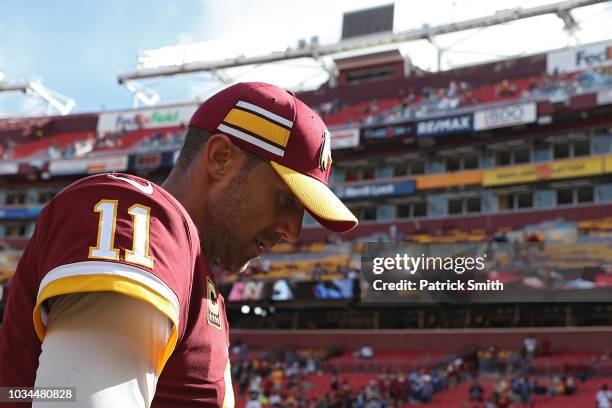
left=189, top=82, right=358, bottom=232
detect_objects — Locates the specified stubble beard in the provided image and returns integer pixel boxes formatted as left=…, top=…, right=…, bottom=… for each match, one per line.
left=200, top=182, right=251, bottom=273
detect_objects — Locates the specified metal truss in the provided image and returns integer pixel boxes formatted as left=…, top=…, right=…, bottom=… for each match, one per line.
left=0, top=72, right=76, bottom=116
left=122, top=80, right=160, bottom=108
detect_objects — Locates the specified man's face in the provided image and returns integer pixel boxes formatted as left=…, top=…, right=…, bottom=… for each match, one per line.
left=200, top=153, right=304, bottom=273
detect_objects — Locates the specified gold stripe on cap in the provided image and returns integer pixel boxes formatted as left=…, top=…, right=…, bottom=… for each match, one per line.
left=224, top=108, right=290, bottom=148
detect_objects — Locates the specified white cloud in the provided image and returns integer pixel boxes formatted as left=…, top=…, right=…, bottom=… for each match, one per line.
left=0, top=93, right=47, bottom=118
left=177, top=32, right=195, bottom=45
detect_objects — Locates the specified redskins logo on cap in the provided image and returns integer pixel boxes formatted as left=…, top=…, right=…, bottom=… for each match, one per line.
left=319, top=130, right=332, bottom=171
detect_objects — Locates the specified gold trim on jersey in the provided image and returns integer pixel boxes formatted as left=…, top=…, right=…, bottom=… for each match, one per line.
left=34, top=274, right=178, bottom=375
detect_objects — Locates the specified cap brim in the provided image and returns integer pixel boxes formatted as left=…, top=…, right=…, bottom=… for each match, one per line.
left=270, top=161, right=358, bottom=233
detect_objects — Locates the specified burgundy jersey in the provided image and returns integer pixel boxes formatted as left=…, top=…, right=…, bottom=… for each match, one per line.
left=0, top=173, right=234, bottom=407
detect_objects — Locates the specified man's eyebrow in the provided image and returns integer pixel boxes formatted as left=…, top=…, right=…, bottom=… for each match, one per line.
left=277, top=187, right=302, bottom=207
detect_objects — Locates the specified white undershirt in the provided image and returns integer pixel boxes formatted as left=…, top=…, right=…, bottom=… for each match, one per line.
left=34, top=292, right=171, bottom=408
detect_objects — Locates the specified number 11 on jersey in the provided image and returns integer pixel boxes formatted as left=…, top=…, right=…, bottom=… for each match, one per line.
left=88, top=199, right=155, bottom=268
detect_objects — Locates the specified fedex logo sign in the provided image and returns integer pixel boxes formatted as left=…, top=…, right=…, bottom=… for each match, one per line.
left=547, top=42, right=612, bottom=74
left=575, top=47, right=612, bottom=67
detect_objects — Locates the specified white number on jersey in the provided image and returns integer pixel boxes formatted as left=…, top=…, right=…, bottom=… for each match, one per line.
left=88, top=200, right=155, bottom=268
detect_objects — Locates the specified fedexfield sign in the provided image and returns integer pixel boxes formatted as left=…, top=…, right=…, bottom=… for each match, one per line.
left=97, top=104, right=198, bottom=134
left=547, top=41, right=612, bottom=74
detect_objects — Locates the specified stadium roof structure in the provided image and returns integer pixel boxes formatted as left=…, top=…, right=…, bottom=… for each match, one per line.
left=117, top=0, right=609, bottom=107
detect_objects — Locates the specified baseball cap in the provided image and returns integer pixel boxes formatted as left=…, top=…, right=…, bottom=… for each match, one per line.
left=189, top=82, right=358, bottom=233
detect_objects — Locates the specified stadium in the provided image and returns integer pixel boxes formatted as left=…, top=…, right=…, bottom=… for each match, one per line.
left=1, top=1, right=612, bottom=407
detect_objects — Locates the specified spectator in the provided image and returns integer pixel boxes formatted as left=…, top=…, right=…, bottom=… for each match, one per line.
left=268, top=392, right=282, bottom=407
left=510, top=376, right=531, bottom=404
left=304, top=355, right=317, bottom=375
left=331, top=372, right=339, bottom=392
left=469, top=378, right=484, bottom=402
left=596, top=384, right=611, bottom=408
left=531, top=377, right=547, bottom=395
left=447, top=80, right=459, bottom=98
left=523, top=334, right=537, bottom=361
left=549, top=372, right=565, bottom=397
left=249, top=375, right=262, bottom=394
left=354, top=345, right=374, bottom=359
left=565, top=374, right=577, bottom=395
left=270, top=362, right=283, bottom=391
left=495, top=378, right=508, bottom=395
left=245, top=391, right=262, bottom=408
left=47, top=141, right=62, bottom=159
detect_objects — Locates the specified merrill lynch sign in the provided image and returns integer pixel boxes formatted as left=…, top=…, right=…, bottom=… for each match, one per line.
left=334, top=180, right=415, bottom=200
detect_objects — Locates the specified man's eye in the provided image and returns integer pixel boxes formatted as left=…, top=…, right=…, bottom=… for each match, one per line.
left=280, top=194, right=297, bottom=209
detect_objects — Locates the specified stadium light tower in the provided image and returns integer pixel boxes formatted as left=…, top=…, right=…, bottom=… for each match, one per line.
left=122, top=79, right=160, bottom=108
left=0, top=75, right=76, bottom=116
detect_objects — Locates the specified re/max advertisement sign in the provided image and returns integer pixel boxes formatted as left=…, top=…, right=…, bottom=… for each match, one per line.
left=416, top=114, right=473, bottom=137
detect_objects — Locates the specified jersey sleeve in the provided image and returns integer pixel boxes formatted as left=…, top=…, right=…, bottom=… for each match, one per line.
left=31, top=174, right=196, bottom=374
left=35, top=292, right=169, bottom=407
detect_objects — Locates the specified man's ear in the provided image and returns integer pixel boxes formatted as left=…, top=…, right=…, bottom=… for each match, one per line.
left=203, top=134, right=237, bottom=180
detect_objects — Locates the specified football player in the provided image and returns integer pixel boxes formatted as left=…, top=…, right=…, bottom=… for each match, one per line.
left=0, top=82, right=357, bottom=407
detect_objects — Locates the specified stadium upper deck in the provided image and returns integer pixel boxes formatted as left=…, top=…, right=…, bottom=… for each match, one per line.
left=1, top=41, right=612, bottom=332
left=2, top=40, right=612, bottom=244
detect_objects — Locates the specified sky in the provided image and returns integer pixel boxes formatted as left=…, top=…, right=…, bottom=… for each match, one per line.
left=1, top=0, right=612, bottom=117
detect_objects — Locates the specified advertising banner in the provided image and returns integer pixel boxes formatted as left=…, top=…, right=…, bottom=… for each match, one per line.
left=596, top=89, right=612, bottom=106
left=416, top=114, right=473, bottom=137
left=49, top=155, right=128, bottom=175
left=334, top=180, right=415, bottom=200
left=48, top=158, right=88, bottom=175
left=606, top=156, right=612, bottom=173
left=363, top=123, right=412, bottom=139
left=86, top=155, right=129, bottom=173
left=416, top=170, right=483, bottom=190
left=547, top=41, right=612, bottom=74
left=0, top=207, right=42, bottom=219
left=314, top=279, right=353, bottom=299
left=331, top=128, right=360, bottom=149
left=0, top=162, right=19, bottom=175
left=97, top=104, right=197, bottom=134
left=228, top=281, right=266, bottom=302
left=474, top=102, right=536, bottom=131
left=135, top=153, right=162, bottom=169
left=483, top=157, right=606, bottom=186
